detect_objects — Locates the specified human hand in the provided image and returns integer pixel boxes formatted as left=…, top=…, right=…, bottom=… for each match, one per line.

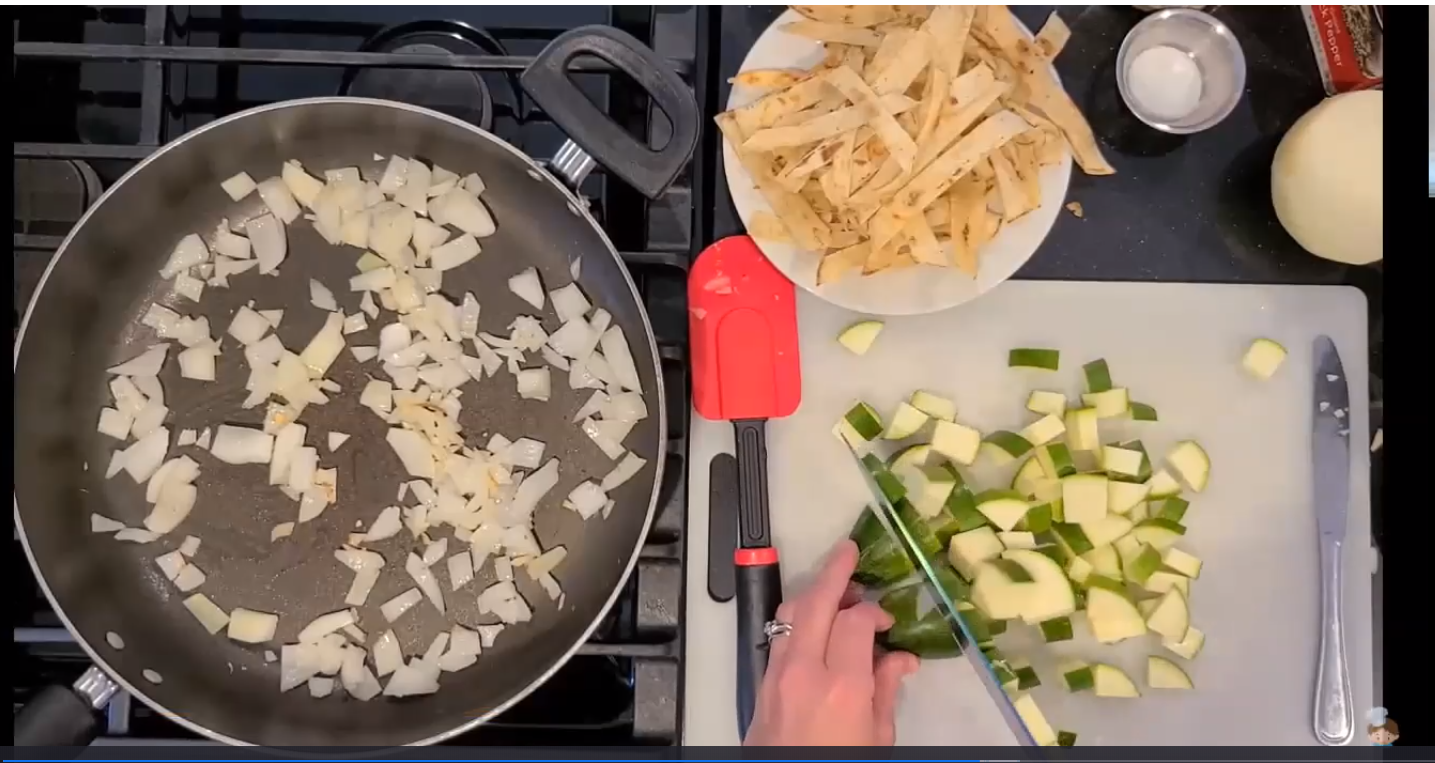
left=743, top=539, right=920, bottom=746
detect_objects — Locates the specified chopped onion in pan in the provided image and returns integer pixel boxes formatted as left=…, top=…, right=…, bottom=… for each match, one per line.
left=287, top=446, right=319, bottom=492
left=430, top=164, right=459, bottom=188
left=144, top=455, right=198, bottom=504
left=155, top=550, right=187, bottom=581
left=121, top=427, right=171, bottom=484
left=177, top=429, right=197, bottom=447
left=539, top=345, right=570, bottom=371
left=174, top=564, right=205, bottom=593
left=447, top=550, right=475, bottom=591
left=421, top=537, right=449, bottom=567
left=358, top=292, right=379, bottom=321
left=378, top=155, right=409, bottom=195
left=264, top=402, right=301, bottom=437
left=142, top=304, right=182, bottom=337
left=159, top=233, right=210, bottom=280
left=394, top=158, right=431, bottom=214
left=177, top=345, right=218, bottom=381
left=564, top=481, right=608, bottom=520
left=90, top=513, right=126, bottom=534
left=338, top=566, right=378, bottom=608
left=214, top=220, right=251, bottom=260
left=526, top=546, right=568, bottom=579
left=370, top=204, right=416, bottom=261
left=297, top=609, right=357, bottom=645
left=477, top=624, right=504, bottom=648
left=328, top=432, right=350, bottom=452
left=508, top=458, right=560, bottom=523
left=227, top=306, right=271, bottom=345
left=210, top=425, right=274, bottom=465
left=601, top=452, right=648, bottom=492
left=257, top=177, right=301, bottom=224
left=503, top=438, right=546, bottom=470
left=594, top=418, right=636, bottom=449
left=508, top=267, right=545, bottom=310
left=196, top=427, right=212, bottom=450
left=584, top=309, right=613, bottom=356
left=355, top=251, right=387, bottom=273
left=281, top=161, right=324, bottom=210
left=537, top=572, right=562, bottom=601
left=241, top=214, right=285, bottom=275
left=221, top=172, right=257, bottom=201
left=97, top=408, right=133, bottom=440
left=107, top=345, right=169, bottom=377
left=550, top=283, right=591, bottom=324
left=211, top=256, right=258, bottom=287
left=477, top=580, right=532, bottom=625
left=244, top=334, right=285, bottom=367
left=515, top=367, right=551, bottom=402
left=383, top=658, right=441, bottom=698
left=583, top=351, right=618, bottom=389
left=110, top=376, right=147, bottom=417
left=372, top=630, right=403, bottom=677
left=307, top=676, right=335, bottom=698
left=599, top=326, right=642, bottom=393
left=183, top=593, right=229, bottom=634
left=179, top=535, right=201, bottom=558
left=129, top=398, right=169, bottom=440
left=428, top=234, right=480, bottom=272
left=133, top=374, right=165, bottom=404
left=309, top=279, right=339, bottom=312
left=547, top=318, right=595, bottom=360
left=228, top=608, right=279, bottom=644
left=115, top=527, right=160, bottom=543
left=298, top=487, right=328, bottom=523
left=380, top=587, right=424, bottom=623
left=494, top=556, right=513, bottom=582
left=378, top=322, right=411, bottom=359
left=173, top=273, right=205, bottom=303
left=387, top=429, right=436, bottom=479
left=360, top=379, right=393, bottom=415
left=579, top=417, right=624, bottom=460
left=299, top=312, right=346, bottom=378
left=405, top=552, right=446, bottom=614
left=342, top=313, right=367, bottom=335
left=279, top=644, right=319, bottom=692
left=439, top=187, right=497, bottom=238
left=335, top=547, right=386, bottom=576
left=340, top=647, right=382, bottom=700
left=411, top=218, right=450, bottom=261
left=271, top=522, right=295, bottom=541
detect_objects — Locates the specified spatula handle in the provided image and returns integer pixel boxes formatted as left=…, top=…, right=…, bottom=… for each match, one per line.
left=733, top=419, right=772, bottom=547
left=732, top=418, right=781, bottom=740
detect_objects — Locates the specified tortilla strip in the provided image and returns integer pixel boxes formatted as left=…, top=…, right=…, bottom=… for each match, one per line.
left=828, top=129, right=859, bottom=204
left=913, top=64, right=949, bottom=156
left=866, top=28, right=914, bottom=77
left=731, top=75, right=831, bottom=137
left=716, top=113, right=830, bottom=250
left=863, top=234, right=906, bottom=274
left=1009, top=142, right=1042, bottom=209
left=749, top=211, right=793, bottom=242
left=730, top=68, right=809, bottom=89
left=816, top=241, right=870, bottom=286
left=868, top=109, right=1032, bottom=249
left=791, top=5, right=901, bottom=27
left=950, top=63, right=998, bottom=108
left=920, top=5, right=975, bottom=75
left=904, top=214, right=945, bottom=266
left=780, top=19, right=884, bottom=47
left=1034, top=12, right=1072, bottom=59
left=988, top=144, right=1033, bottom=222
left=948, top=176, right=985, bottom=275
left=868, top=30, right=932, bottom=96
left=825, top=66, right=919, bottom=171
left=743, top=93, right=917, bottom=152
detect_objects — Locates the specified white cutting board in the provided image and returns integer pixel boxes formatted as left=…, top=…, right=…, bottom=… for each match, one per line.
left=683, top=280, right=1375, bottom=747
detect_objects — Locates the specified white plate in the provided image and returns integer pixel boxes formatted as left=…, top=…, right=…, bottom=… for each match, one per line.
left=722, top=10, right=1073, bottom=317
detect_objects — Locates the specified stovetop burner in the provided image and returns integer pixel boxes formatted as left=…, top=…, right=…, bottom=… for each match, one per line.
left=12, top=5, right=719, bottom=746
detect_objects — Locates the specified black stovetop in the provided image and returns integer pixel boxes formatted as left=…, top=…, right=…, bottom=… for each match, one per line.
left=13, top=5, right=719, bottom=746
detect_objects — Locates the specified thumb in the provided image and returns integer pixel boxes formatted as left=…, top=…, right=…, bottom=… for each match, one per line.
left=872, top=651, right=918, bottom=745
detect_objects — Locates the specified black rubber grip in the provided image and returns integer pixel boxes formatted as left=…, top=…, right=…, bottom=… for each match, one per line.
left=708, top=453, right=738, bottom=603
left=732, top=419, right=771, bottom=549
left=735, top=558, right=783, bottom=740
left=13, top=683, right=103, bottom=746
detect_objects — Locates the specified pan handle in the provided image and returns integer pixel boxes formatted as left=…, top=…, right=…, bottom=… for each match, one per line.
left=520, top=25, right=699, bottom=199
left=13, top=666, right=116, bottom=746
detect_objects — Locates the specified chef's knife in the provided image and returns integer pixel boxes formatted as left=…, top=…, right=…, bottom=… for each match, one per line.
left=1311, top=335, right=1354, bottom=746
left=846, top=448, right=1037, bottom=746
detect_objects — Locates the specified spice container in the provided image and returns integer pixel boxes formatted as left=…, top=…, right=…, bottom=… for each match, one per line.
left=1116, top=8, right=1246, bottom=134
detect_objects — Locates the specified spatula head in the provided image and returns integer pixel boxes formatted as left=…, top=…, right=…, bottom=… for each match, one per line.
left=689, top=236, right=801, bottom=421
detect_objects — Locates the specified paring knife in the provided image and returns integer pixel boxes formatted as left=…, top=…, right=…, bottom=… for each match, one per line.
left=1311, top=336, right=1354, bottom=746
left=845, top=448, right=1037, bottom=747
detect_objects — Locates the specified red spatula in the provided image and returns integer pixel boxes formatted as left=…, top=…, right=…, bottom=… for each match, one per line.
left=690, top=236, right=801, bottom=738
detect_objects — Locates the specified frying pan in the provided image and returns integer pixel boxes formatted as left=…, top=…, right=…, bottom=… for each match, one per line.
left=12, top=26, right=697, bottom=747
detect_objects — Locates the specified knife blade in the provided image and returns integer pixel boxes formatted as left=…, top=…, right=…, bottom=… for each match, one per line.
left=846, top=449, right=1037, bottom=747
left=1311, top=335, right=1354, bottom=746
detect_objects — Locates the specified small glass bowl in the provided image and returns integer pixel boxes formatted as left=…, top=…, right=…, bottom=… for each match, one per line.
left=1116, top=8, right=1246, bottom=134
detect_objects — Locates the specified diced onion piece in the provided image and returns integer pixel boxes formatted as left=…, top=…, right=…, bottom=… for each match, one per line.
left=271, top=522, right=295, bottom=541
left=133, top=374, right=165, bottom=404
left=144, top=477, right=197, bottom=535
left=369, top=204, right=416, bottom=260
left=214, top=220, right=252, bottom=259
left=440, top=187, right=497, bottom=237
left=477, top=580, right=532, bottom=625
left=380, top=587, right=424, bottom=623
left=155, top=550, right=187, bottom=581
left=110, top=377, right=148, bottom=418
left=173, top=273, right=205, bottom=303
left=503, top=438, right=547, bottom=470
left=509, top=458, right=561, bottom=523
left=299, top=312, right=346, bottom=378
left=372, top=630, right=404, bottom=677
left=287, top=446, right=319, bottom=493
left=183, top=593, right=230, bottom=634
left=360, top=379, right=393, bottom=415
left=342, top=313, right=368, bottom=336
left=159, top=233, right=210, bottom=279
left=174, top=564, right=206, bottom=593
left=210, top=425, right=274, bottom=465
left=108, top=345, right=169, bottom=377
left=394, top=158, right=431, bottom=214
left=355, top=252, right=388, bottom=273
left=115, top=527, right=159, bottom=543
left=90, top=514, right=126, bottom=533
left=387, top=428, right=436, bottom=479
left=257, top=177, right=301, bottom=223
left=342, top=567, right=380, bottom=608
left=526, top=546, right=568, bottom=579
left=141, top=304, right=182, bottom=337
left=377, top=155, right=410, bottom=194
left=196, top=427, right=212, bottom=450
left=97, top=407, right=133, bottom=440
left=550, top=283, right=591, bottom=324
left=349, top=346, right=378, bottom=365
left=129, top=398, right=169, bottom=440
left=221, top=172, right=257, bottom=201
left=325, top=431, right=350, bottom=452
left=297, top=609, right=357, bottom=645
left=359, top=290, right=380, bottom=319
left=411, top=218, right=451, bottom=262
left=227, top=608, right=279, bottom=643
left=378, top=322, right=411, bottom=359
left=121, top=427, right=171, bottom=484
left=340, top=647, right=382, bottom=700
left=309, top=279, right=339, bottom=312
left=227, top=306, right=271, bottom=345
left=259, top=309, right=284, bottom=328
left=177, top=345, right=218, bottom=382
left=547, top=318, right=596, bottom=360
left=267, top=420, right=306, bottom=486
left=405, top=552, right=446, bottom=614
left=515, top=368, right=551, bottom=401
left=211, top=255, right=258, bottom=285
left=600, top=326, right=642, bottom=393
left=178, top=535, right=201, bottom=557
left=281, top=161, right=325, bottom=209
left=601, top=452, right=648, bottom=491
left=308, top=676, right=335, bottom=698
left=245, top=334, right=285, bottom=368
left=428, top=234, right=480, bottom=272
left=564, top=481, right=609, bottom=519
left=299, top=491, right=327, bottom=524
left=279, top=644, right=319, bottom=692
left=383, top=659, right=441, bottom=698
left=537, top=572, right=562, bottom=601
left=580, top=417, right=625, bottom=460
left=177, top=429, right=198, bottom=447
left=447, top=550, right=475, bottom=591
left=507, top=267, right=545, bottom=310
left=144, top=455, right=197, bottom=504
left=245, top=213, right=288, bottom=274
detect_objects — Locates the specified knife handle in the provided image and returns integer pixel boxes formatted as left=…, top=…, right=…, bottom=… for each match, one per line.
left=735, top=549, right=782, bottom=740
left=1314, top=537, right=1354, bottom=746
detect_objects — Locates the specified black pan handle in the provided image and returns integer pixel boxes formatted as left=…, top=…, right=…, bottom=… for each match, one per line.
left=520, top=25, right=700, bottom=200
left=13, top=681, right=105, bottom=746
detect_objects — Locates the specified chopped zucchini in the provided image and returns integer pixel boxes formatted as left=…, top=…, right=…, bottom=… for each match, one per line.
left=896, top=463, right=958, bottom=518
left=1127, top=501, right=1150, bottom=522
left=835, top=402, right=884, bottom=447
left=850, top=508, right=915, bottom=586
left=1060, top=474, right=1108, bottom=523
left=1161, top=547, right=1203, bottom=578
left=932, top=419, right=982, bottom=466
left=974, top=489, right=1031, bottom=532
left=1081, top=388, right=1130, bottom=419
left=1011, top=660, right=1041, bottom=690
left=837, top=320, right=883, bottom=355
left=1061, top=661, right=1094, bottom=691
left=1063, top=407, right=1099, bottom=451
left=1019, top=414, right=1066, bottom=447
left=947, top=526, right=1004, bottom=580
left=1081, top=545, right=1122, bottom=580
left=1065, top=555, right=1094, bottom=585
left=1138, top=597, right=1160, bottom=618
left=944, top=485, right=989, bottom=532
left=1026, top=390, right=1067, bottom=418
left=1056, top=731, right=1078, bottom=747
left=1036, top=442, right=1077, bottom=480
left=1011, top=456, right=1048, bottom=498
left=989, top=558, right=1035, bottom=583
left=861, top=453, right=906, bottom=503
left=1144, top=589, right=1191, bottom=640
left=1086, top=586, right=1148, bottom=644
left=895, top=498, right=942, bottom=558
left=1008, top=347, right=1060, bottom=371
left=1241, top=337, right=1288, bottom=380
left=1165, top=440, right=1210, bottom=492
left=1020, top=503, right=1054, bottom=533
left=1091, top=663, right=1140, bottom=698
left=1039, top=616, right=1074, bottom=642
left=1128, top=401, right=1159, bottom=421
left=1011, top=694, right=1058, bottom=746
left=1082, top=358, right=1113, bottom=393
left=1052, top=523, right=1094, bottom=555
left=1107, top=480, right=1150, bottom=515
left=1145, top=468, right=1182, bottom=499
left=1133, top=517, right=1186, bottom=550
left=998, top=531, right=1037, bottom=550
left=971, top=561, right=1031, bottom=621
left=1123, top=543, right=1163, bottom=584
left=882, top=610, right=962, bottom=658
left=883, top=401, right=930, bottom=440
left=1101, top=445, right=1145, bottom=478
left=1142, top=571, right=1191, bottom=598
left=1001, top=549, right=1077, bottom=624
left=981, top=430, right=1034, bottom=465
left=909, top=390, right=957, bottom=422
left=1162, top=625, right=1206, bottom=660
left=1147, top=655, right=1194, bottom=689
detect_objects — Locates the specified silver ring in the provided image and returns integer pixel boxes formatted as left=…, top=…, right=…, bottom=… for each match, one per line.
left=763, top=620, right=793, bottom=642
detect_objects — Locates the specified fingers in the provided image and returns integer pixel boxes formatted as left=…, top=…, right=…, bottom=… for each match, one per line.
left=839, top=581, right=865, bottom=610
left=783, top=540, right=860, bottom=660
left=872, top=650, right=919, bottom=746
left=765, top=599, right=799, bottom=668
left=823, top=601, right=893, bottom=679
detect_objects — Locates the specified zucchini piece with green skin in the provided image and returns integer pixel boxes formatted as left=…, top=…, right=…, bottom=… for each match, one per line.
left=945, top=485, right=989, bottom=532
left=1123, top=543, right=1164, bottom=584
left=1092, top=663, right=1141, bottom=697
left=971, top=561, right=1032, bottom=621
left=1036, top=442, right=1077, bottom=479
left=1118, top=440, right=1154, bottom=482
left=1101, top=445, right=1145, bottom=478
left=882, top=401, right=930, bottom=440
left=1019, top=502, right=1054, bottom=533
left=1107, top=479, right=1151, bottom=515
left=1162, top=547, right=1202, bottom=578
left=1081, top=545, right=1122, bottom=579
left=837, top=320, right=883, bottom=355
left=1056, top=731, right=1078, bottom=747
left=1065, top=555, right=1094, bottom=585
left=1011, top=695, right=1058, bottom=746
left=909, top=390, right=957, bottom=422
left=1018, top=414, right=1066, bottom=447
left=957, top=600, right=1000, bottom=642
left=835, top=402, right=884, bottom=448
left=1163, top=625, right=1206, bottom=660
left=1083, top=358, right=1113, bottom=393
left=1128, top=401, right=1159, bottom=421
left=1242, top=337, right=1288, bottom=380
left=1142, top=570, right=1191, bottom=598
left=1010, top=660, right=1041, bottom=690
left=1026, top=390, right=1067, bottom=418
left=1035, top=542, right=1070, bottom=568
left=1008, top=348, right=1060, bottom=371
left=1165, top=440, right=1211, bottom=492
left=1145, top=468, right=1182, bottom=499
left=1133, top=517, right=1187, bottom=550
left=1148, top=655, right=1194, bottom=689
left=1039, top=616, right=1074, bottom=642
left=878, top=582, right=921, bottom=622
left=1127, top=501, right=1150, bottom=522
left=1080, top=514, right=1134, bottom=548
left=1001, top=549, right=1077, bottom=624
left=850, top=508, right=916, bottom=587
left=1152, top=496, right=1189, bottom=527
left=974, top=489, right=1031, bottom=532
left=895, top=498, right=942, bottom=558
left=881, top=610, right=962, bottom=658
left=861, top=453, right=905, bottom=501
left=1061, top=661, right=1094, bottom=692
left=1060, top=473, right=1108, bottom=523
left=1052, top=523, right=1094, bottom=555
left=931, top=419, right=982, bottom=466
left=1086, top=583, right=1148, bottom=643
left=931, top=559, right=971, bottom=602
left=980, top=430, right=1034, bottom=465
left=1145, top=588, right=1191, bottom=640
left=888, top=443, right=931, bottom=471
left=1082, top=388, right=1130, bottom=419
left=896, top=463, right=959, bottom=518
left=1063, top=407, right=1100, bottom=451
left=997, top=531, right=1037, bottom=550
left=947, top=526, right=1004, bottom=580
left=1011, top=456, right=1048, bottom=498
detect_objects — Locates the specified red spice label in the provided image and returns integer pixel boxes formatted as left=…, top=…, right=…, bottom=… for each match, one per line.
left=1300, top=5, right=1384, bottom=95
